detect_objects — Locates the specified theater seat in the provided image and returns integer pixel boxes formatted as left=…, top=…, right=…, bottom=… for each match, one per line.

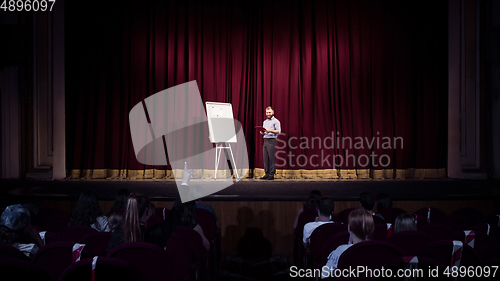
left=32, top=241, right=91, bottom=281
left=378, top=208, right=407, bottom=224
left=419, top=240, right=481, bottom=268
left=0, top=243, right=31, bottom=261
left=78, top=232, right=112, bottom=257
left=107, top=242, right=172, bottom=281
left=0, top=257, right=51, bottom=281
left=58, top=225, right=98, bottom=243
left=451, top=208, right=484, bottom=225
left=294, top=208, right=318, bottom=265
left=414, top=207, right=446, bottom=226
left=320, top=231, right=350, bottom=266
left=448, top=230, right=496, bottom=261
left=309, top=223, right=348, bottom=267
left=388, top=230, right=434, bottom=256
left=337, top=240, right=404, bottom=280
left=420, top=223, right=454, bottom=241
left=59, top=257, right=146, bottom=281
left=380, top=256, right=450, bottom=280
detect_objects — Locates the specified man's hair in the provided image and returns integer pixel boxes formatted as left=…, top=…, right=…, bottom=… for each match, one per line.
left=318, top=197, right=335, bottom=217
left=265, top=106, right=273, bottom=111
left=394, top=213, right=417, bottom=233
left=348, top=208, right=374, bottom=240
left=360, top=192, right=375, bottom=211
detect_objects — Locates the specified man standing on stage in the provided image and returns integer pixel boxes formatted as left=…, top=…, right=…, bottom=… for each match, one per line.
left=260, top=106, right=281, bottom=180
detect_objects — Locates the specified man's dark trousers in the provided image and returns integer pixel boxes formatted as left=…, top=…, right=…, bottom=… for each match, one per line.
left=263, top=138, right=277, bottom=176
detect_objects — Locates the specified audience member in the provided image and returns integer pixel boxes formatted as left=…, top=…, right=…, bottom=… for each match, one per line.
left=107, top=193, right=183, bottom=252
left=303, top=197, right=335, bottom=245
left=294, top=190, right=322, bottom=229
left=236, top=227, right=272, bottom=263
left=393, top=213, right=417, bottom=233
left=0, top=204, right=44, bottom=258
left=108, top=188, right=130, bottom=215
left=69, top=190, right=111, bottom=232
left=322, top=208, right=374, bottom=278
left=107, top=167, right=196, bottom=252
left=179, top=200, right=211, bottom=250
left=190, top=185, right=221, bottom=229
left=360, top=192, right=384, bottom=220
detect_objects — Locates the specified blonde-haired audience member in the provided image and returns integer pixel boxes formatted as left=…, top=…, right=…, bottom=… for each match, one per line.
left=322, top=208, right=374, bottom=278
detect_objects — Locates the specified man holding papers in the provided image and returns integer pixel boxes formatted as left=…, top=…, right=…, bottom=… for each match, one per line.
left=259, top=106, right=281, bottom=180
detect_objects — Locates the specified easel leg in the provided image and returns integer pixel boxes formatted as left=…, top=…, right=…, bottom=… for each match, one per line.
left=227, top=144, right=240, bottom=180
left=214, top=144, right=220, bottom=180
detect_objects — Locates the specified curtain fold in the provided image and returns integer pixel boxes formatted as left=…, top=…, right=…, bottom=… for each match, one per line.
left=66, top=0, right=448, bottom=179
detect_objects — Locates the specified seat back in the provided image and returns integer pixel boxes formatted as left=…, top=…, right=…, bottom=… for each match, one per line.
left=107, top=241, right=172, bottom=281
left=146, top=207, right=169, bottom=228
left=295, top=208, right=318, bottom=237
left=451, top=208, right=484, bottom=225
left=165, top=233, right=193, bottom=281
left=40, top=214, right=71, bottom=233
left=418, top=240, right=481, bottom=267
left=373, top=215, right=386, bottom=225
left=471, top=223, right=500, bottom=244
left=42, top=231, right=68, bottom=244
left=388, top=230, right=434, bottom=256
left=0, top=243, right=30, bottom=261
left=0, top=257, right=51, bottom=281
left=369, top=223, right=389, bottom=241
left=196, top=208, right=217, bottom=242
left=59, top=257, right=146, bottom=281
left=58, top=225, right=98, bottom=242
left=321, top=231, right=350, bottom=266
left=381, top=256, right=449, bottom=280
left=32, top=241, right=90, bottom=281
left=33, top=208, right=64, bottom=229
left=448, top=230, right=496, bottom=261
left=414, top=207, right=446, bottom=226
left=437, top=215, right=473, bottom=231
left=378, top=208, right=407, bottom=224
left=337, top=240, right=404, bottom=280
left=78, top=232, right=112, bottom=257
left=420, top=223, right=454, bottom=241
left=337, top=208, right=356, bottom=224
left=309, top=223, right=348, bottom=264
left=175, top=226, right=205, bottom=262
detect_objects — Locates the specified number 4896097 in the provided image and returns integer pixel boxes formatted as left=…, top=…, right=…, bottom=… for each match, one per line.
left=1, top=0, right=56, bottom=12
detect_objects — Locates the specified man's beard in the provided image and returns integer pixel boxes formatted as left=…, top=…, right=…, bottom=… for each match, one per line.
left=267, top=114, right=273, bottom=119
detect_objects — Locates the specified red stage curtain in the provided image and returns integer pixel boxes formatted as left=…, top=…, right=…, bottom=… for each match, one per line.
left=65, top=0, right=447, bottom=179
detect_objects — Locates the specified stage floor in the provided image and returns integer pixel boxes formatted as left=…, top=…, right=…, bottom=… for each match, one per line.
left=2, top=178, right=500, bottom=202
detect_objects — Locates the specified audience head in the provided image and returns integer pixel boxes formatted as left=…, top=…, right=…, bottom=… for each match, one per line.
left=304, top=190, right=322, bottom=210
left=190, top=185, right=205, bottom=203
left=394, top=213, right=417, bottom=233
left=124, top=193, right=151, bottom=243
left=376, top=193, right=393, bottom=212
left=1, top=204, right=31, bottom=231
left=113, top=188, right=130, bottom=209
left=69, top=190, right=103, bottom=227
left=348, top=208, right=374, bottom=241
left=180, top=200, right=198, bottom=228
left=0, top=204, right=32, bottom=245
left=317, top=197, right=335, bottom=218
left=108, top=211, right=124, bottom=232
left=359, top=192, right=375, bottom=211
